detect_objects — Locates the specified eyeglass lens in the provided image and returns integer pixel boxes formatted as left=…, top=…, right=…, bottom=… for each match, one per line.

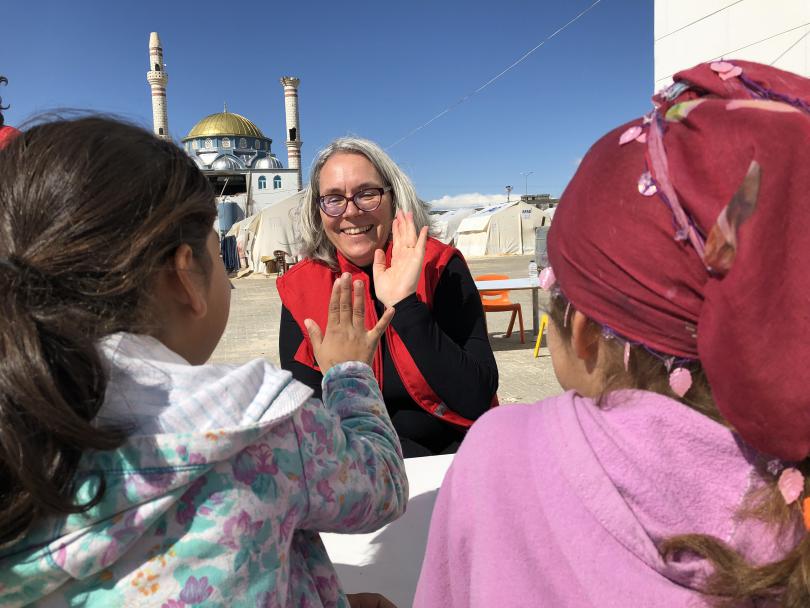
left=321, top=188, right=385, bottom=216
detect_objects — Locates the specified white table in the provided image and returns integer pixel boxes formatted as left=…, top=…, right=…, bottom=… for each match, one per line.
left=322, top=454, right=453, bottom=608
left=475, top=277, right=542, bottom=335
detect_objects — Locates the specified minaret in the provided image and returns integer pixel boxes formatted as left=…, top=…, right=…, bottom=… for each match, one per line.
left=280, top=76, right=302, bottom=190
left=146, top=32, right=169, bottom=139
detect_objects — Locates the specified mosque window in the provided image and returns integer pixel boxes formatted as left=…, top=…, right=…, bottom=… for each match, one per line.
left=193, top=139, right=199, bottom=150
left=258, top=176, right=267, bottom=190
left=239, top=138, right=247, bottom=148
left=222, top=137, right=231, bottom=148
left=158, top=128, right=164, bottom=135
left=205, top=138, right=213, bottom=149
left=253, top=139, right=258, bottom=149
left=273, top=176, right=282, bottom=189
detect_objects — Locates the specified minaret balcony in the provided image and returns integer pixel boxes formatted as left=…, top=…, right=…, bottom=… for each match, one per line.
left=147, top=71, right=168, bottom=85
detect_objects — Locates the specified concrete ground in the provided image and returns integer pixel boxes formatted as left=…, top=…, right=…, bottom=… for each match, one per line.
left=210, top=253, right=561, bottom=405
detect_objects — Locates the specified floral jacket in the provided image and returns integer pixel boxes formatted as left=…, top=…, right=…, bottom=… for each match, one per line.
left=0, top=334, right=408, bottom=607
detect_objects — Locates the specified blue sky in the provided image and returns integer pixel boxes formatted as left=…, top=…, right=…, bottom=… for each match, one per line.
left=2, top=0, right=653, bottom=204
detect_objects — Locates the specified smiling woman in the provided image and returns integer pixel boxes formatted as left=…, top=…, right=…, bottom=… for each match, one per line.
left=277, top=137, right=499, bottom=457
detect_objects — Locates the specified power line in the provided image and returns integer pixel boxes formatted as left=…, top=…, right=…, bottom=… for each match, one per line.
left=655, top=0, right=746, bottom=42
left=386, top=0, right=603, bottom=150
left=771, top=27, right=810, bottom=65
left=655, top=21, right=810, bottom=84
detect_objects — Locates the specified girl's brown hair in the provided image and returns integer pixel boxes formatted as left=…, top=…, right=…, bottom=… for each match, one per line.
left=0, top=116, right=216, bottom=547
left=548, top=291, right=810, bottom=607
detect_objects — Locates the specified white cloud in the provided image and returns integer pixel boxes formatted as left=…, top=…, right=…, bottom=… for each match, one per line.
left=427, top=192, right=513, bottom=210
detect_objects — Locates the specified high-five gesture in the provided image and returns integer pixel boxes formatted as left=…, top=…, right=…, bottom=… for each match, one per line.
left=305, top=273, right=394, bottom=372
left=373, top=211, right=429, bottom=308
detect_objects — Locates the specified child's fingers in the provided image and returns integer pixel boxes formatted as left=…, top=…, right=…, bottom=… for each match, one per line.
left=304, top=318, right=323, bottom=350
left=327, top=274, right=346, bottom=327
left=369, top=307, right=395, bottom=341
left=352, top=280, right=365, bottom=327
left=339, top=272, right=353, bottom=326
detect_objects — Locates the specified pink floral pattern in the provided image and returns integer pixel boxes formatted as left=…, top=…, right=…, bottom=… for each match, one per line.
left=0, top=362, right=407, bottom=608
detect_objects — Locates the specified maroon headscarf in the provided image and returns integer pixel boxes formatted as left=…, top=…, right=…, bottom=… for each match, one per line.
left=548, top=61, right=810, bottom=462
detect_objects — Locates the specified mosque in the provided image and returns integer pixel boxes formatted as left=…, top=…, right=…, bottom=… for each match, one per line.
left=146, top=32, right=302, bottom=228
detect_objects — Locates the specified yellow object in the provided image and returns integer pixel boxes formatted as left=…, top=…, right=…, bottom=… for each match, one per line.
left=185, top=111, right=265, bottom=139
left=533, top=313, right=549, bottom=358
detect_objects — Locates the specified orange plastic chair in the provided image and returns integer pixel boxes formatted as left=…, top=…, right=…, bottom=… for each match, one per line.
left=476, top=274, right=525, bottom=343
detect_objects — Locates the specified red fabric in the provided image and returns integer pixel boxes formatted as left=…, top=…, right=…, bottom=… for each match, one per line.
left=277, top=237, right=480, bottom=428
left=0, top=125, right=20, bottom=149
left=548, top=61, right=810, bottom=461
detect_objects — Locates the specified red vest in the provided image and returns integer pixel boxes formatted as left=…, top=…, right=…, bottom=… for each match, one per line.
left=277, top=237, right=491, bottom=428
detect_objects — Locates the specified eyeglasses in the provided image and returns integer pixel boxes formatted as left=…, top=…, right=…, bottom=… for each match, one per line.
left=318, top=186, right=392, bottom=217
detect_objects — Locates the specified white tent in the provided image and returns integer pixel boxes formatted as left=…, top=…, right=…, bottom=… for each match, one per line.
left=431, top=208, right=477, bottom=244
left=455, top=201, right=549, bottom=257
left=227, top=191, right=304, bottom=273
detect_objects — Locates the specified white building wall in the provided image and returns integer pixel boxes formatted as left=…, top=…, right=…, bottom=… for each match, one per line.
left=249, top=170, right=302, bottom=213
left=654, top=0, right=810, bottom=90
left=251, top=190, right=299, bottom=215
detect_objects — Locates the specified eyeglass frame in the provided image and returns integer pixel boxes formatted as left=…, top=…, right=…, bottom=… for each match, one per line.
left=317, top=186, right=393, bottom=217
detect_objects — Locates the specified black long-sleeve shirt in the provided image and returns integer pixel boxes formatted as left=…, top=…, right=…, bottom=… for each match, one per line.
left=279, top=256, right=498, bottom=456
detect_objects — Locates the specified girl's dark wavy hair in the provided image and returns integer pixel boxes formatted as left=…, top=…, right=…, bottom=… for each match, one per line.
left=0, top=115, right=216, bottom=547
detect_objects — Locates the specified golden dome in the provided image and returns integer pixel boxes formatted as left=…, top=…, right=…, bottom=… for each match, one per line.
left=184, top=111, right=265, bottom=140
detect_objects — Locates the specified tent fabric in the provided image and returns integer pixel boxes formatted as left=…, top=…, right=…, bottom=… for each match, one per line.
left=227, top=191, right=304, bottom=274
left=431, top=208, right=476, bottom=244
left=455, top=202, right=548, bottom=257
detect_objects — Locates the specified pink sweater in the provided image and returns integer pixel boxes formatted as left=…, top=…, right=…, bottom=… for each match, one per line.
left=415, top=390, right=798, bottom=607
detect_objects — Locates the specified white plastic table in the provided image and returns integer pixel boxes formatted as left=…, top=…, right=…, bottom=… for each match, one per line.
left=475, top=277, right=542, bottom=335
left=322, top=454, right=454, bottom=608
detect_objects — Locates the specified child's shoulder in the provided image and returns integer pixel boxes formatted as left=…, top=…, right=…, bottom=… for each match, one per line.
left=458, top=392, right=582, bottom=462
left=472, top=390, right=580, bottom=430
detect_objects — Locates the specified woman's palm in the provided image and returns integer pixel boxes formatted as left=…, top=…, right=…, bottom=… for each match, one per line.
left=373, top=212, right=428, bottom=308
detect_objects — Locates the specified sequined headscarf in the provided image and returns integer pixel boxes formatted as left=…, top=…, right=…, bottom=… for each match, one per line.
left=548, top=61, right=810, bottom=461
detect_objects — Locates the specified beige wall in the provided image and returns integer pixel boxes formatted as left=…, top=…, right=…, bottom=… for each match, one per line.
left=654, top=0, right=810, bottom=90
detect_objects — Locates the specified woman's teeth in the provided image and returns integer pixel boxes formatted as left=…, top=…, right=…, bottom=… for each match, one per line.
left=342, top=225, right=373, bottom=235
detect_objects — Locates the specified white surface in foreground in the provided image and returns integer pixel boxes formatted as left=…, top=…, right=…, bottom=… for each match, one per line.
left=322, top=454, right=454, bottom=608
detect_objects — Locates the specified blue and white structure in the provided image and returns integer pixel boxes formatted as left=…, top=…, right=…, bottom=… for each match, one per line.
left=146, top=32, right=302, bottom=229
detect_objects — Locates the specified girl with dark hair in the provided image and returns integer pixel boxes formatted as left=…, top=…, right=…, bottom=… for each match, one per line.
left=0, top=117, right=407, bottom=606
left=415, top=61, right=810, bottom=607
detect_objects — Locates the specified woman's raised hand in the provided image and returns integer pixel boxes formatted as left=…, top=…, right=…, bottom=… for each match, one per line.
left=373, top=211, right=429, bottom=308
left=305, top=273, right=394, bottom=372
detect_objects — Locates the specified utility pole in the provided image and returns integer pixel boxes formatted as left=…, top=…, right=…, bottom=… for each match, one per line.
left=519, top=171, right=534, bottom=196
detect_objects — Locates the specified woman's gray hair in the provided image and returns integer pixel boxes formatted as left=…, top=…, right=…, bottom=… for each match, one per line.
left=298, top=136, right=433, bottom=267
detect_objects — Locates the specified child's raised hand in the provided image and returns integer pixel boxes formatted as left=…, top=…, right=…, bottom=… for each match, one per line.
left=305, top=273, right=394, bottom=372
left=373, top=211, right=428, bottom=308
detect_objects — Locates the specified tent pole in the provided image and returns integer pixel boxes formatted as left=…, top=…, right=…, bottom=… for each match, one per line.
left=518, top=207, right=523, bottom=254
